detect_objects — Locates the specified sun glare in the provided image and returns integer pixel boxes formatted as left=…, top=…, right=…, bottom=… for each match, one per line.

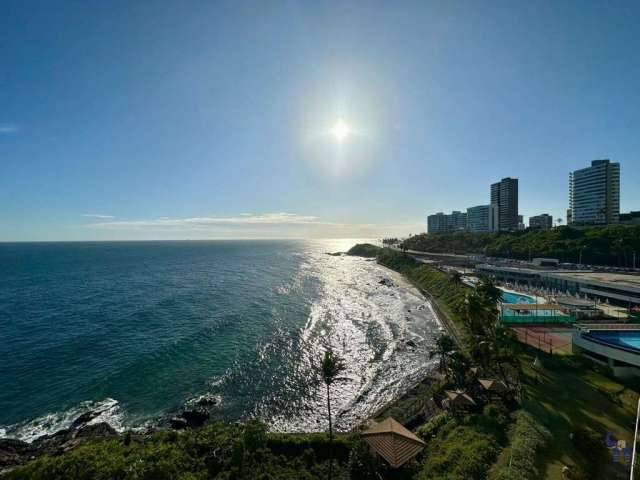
left=329, top=119, right=351, bottom=142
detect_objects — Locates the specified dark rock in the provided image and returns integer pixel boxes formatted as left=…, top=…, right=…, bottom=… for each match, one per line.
left=170, top=417, right=188, bottom=430
left=406, top=339, right=417, bottom=348
left=71, top=410, right=102, bottom=429
left=181, top=409, right=209, bottom=427
left=0, top=438, right=31, bottom=455
left=0, top=438, right=34, bottom=469
left=193, top=394, right=221, bottom=407
left=75, top=422, right=117, bottom=439
left=36, top=428, right=74, bottom=445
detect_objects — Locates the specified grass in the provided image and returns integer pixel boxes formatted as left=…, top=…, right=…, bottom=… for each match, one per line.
left=518, top=350, right=638, bottom=479
left=368, top=246, right=639, bottom=478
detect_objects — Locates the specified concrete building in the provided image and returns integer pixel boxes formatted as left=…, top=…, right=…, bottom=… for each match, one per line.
left=573, top=326, right=640, bottom=378
left=427, top=213, right=448, bottom=234
left=427, top=211, right=467, bottom=234
left=476, top=264, right=640, bottom=307
left=466, top=204, right=497, bottom=233
left=490, top=177, right=519, bottom=231
left=569, top=159, right=620, bottom=225
left=529, top=214, right=553, bottom=230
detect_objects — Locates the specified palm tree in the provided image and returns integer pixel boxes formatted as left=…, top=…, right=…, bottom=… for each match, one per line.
left=476, top=275, right=502, bottom=304
left=446, top=350, right=470, bottom=388
left=321, top=349, right=346, bottom=480
left=462, top=291, right=496, bottom=337
left=449, top=271, right=462, bottom=284
left=430, top=334, right=456, bottom=374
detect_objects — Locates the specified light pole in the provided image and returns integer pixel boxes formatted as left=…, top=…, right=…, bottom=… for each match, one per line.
left=630, top=396, right=640, bottom=479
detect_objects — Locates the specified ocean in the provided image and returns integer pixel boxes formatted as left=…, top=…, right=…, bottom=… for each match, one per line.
left=0, top=240, right=442, bottom=442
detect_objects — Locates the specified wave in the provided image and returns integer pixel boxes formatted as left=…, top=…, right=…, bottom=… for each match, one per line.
left=0, top=398, right=124, bottom=443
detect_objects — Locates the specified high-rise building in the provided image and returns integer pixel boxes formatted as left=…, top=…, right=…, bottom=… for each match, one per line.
left=448, top=211, right=467, bottom=231
left=490, top=177, right=519, bottom=231
left=466, top=204, right=497, bottom=233
left=427, top=211, right=468, bottom=234
left=529, top=213, right=553, bottom=230
left=427, top=213, right=448, bottom=234
left=569, top=159, right=620, bottom=225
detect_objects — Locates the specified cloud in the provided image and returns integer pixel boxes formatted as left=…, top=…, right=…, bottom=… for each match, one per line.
left=82, top=212, right=425, bottom=239
left=86, top=212, right=322, bottom=229
left=82, top=213, right=115, bottom=219
left=0, top=123, right=20, bottom=134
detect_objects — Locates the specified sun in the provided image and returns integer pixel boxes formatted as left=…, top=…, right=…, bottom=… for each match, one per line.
left=329, top=119, right=351, bottom=142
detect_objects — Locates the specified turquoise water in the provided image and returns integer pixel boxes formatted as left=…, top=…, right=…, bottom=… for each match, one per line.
left=0, top=240, right=442, bottom=441
left=501, top=291, right=536, bottom=304
left=500, top=290, right=564, bottom=319
left=587, top=331, right=640, bottom=352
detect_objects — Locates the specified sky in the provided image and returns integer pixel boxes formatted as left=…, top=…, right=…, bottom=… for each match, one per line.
left=1, top=0, right=639, bottom=241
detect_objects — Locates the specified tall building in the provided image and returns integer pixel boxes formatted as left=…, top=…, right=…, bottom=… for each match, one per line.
left=490, top=177, right=519, bottom=231
left=427, top=211, right=468, bottom=234
left=448, top=211, right=467, bottom=231
left=529, top=213, right=553, bottom=230
left=569, top=159, right=620, bottom=225
left=466, top=204, right=497, bottom=233
left=427, top=213, right=448, bottom=234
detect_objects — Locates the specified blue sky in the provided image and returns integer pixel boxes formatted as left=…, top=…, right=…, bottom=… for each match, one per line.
left=1, top=0, right=639, bottom=241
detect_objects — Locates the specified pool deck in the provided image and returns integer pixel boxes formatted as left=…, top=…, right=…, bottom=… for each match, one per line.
left=498, top=286, right=547, bottom=304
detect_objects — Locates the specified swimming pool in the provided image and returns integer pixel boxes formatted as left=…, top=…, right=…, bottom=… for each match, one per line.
left=585, top=331, right=640, bottom=353
left=499, top=290, right=571, bottom=322
left=501, top=291, right=536, bottom=304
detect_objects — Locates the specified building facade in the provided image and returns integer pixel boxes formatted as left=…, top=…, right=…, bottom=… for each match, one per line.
left=529, top=213, right=553, bottom=230
left=466, top=204, right=497, bottom=233
left=569, top=159, right=620, bottom=225
left=427, top=211, right=468, bottom=234
left=490, top=177, right=519, bottom=231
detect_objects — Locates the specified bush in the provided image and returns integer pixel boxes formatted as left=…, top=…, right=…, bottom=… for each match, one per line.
left=402, top=225, right=640, bottom=268
left=416, top=412, right=453, bottom=442
left=7, top=422, right=352, bottom=480
left=469, top=404, right=510, bottom=441
left=266, top=432, right=352, bottom=462
left=346, top=243, right=381, bottom=258
left=348, top=438, right=386, bottom=480
left=416, top=425, right=499, bottom=480
left=572, top=427, right=610, bottom=479
left=489, top=411, right=551, bottom=480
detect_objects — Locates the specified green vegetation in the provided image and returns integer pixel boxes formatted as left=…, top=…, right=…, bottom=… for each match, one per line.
left=373, top=380, right=437, bottom=427
left=372, top=246, right=638, bottom=479
left=402, top=225, right=640, bottom=267
left=6, top=422, right=351, bottom=480
left=9, top=244, right=639, bottom=480
left=345, top=243, right=380, bottom=258
left=518, top=352, right=636, bottom=479
left=489, top=411, right=551, bottom=480
left=416, top=408, right=508, bottom=480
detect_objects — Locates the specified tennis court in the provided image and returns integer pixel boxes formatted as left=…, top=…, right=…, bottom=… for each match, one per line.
left=511, top=325, right=573, bottom=354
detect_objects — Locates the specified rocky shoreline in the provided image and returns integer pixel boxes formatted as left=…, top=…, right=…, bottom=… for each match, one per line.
left=2, top=247, right=446, bottom=474
left=0, top=394, right=224, bottom=474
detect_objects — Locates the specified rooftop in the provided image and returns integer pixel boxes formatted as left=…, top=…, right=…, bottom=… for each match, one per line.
left=545, top=271, right=640, bottom=290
